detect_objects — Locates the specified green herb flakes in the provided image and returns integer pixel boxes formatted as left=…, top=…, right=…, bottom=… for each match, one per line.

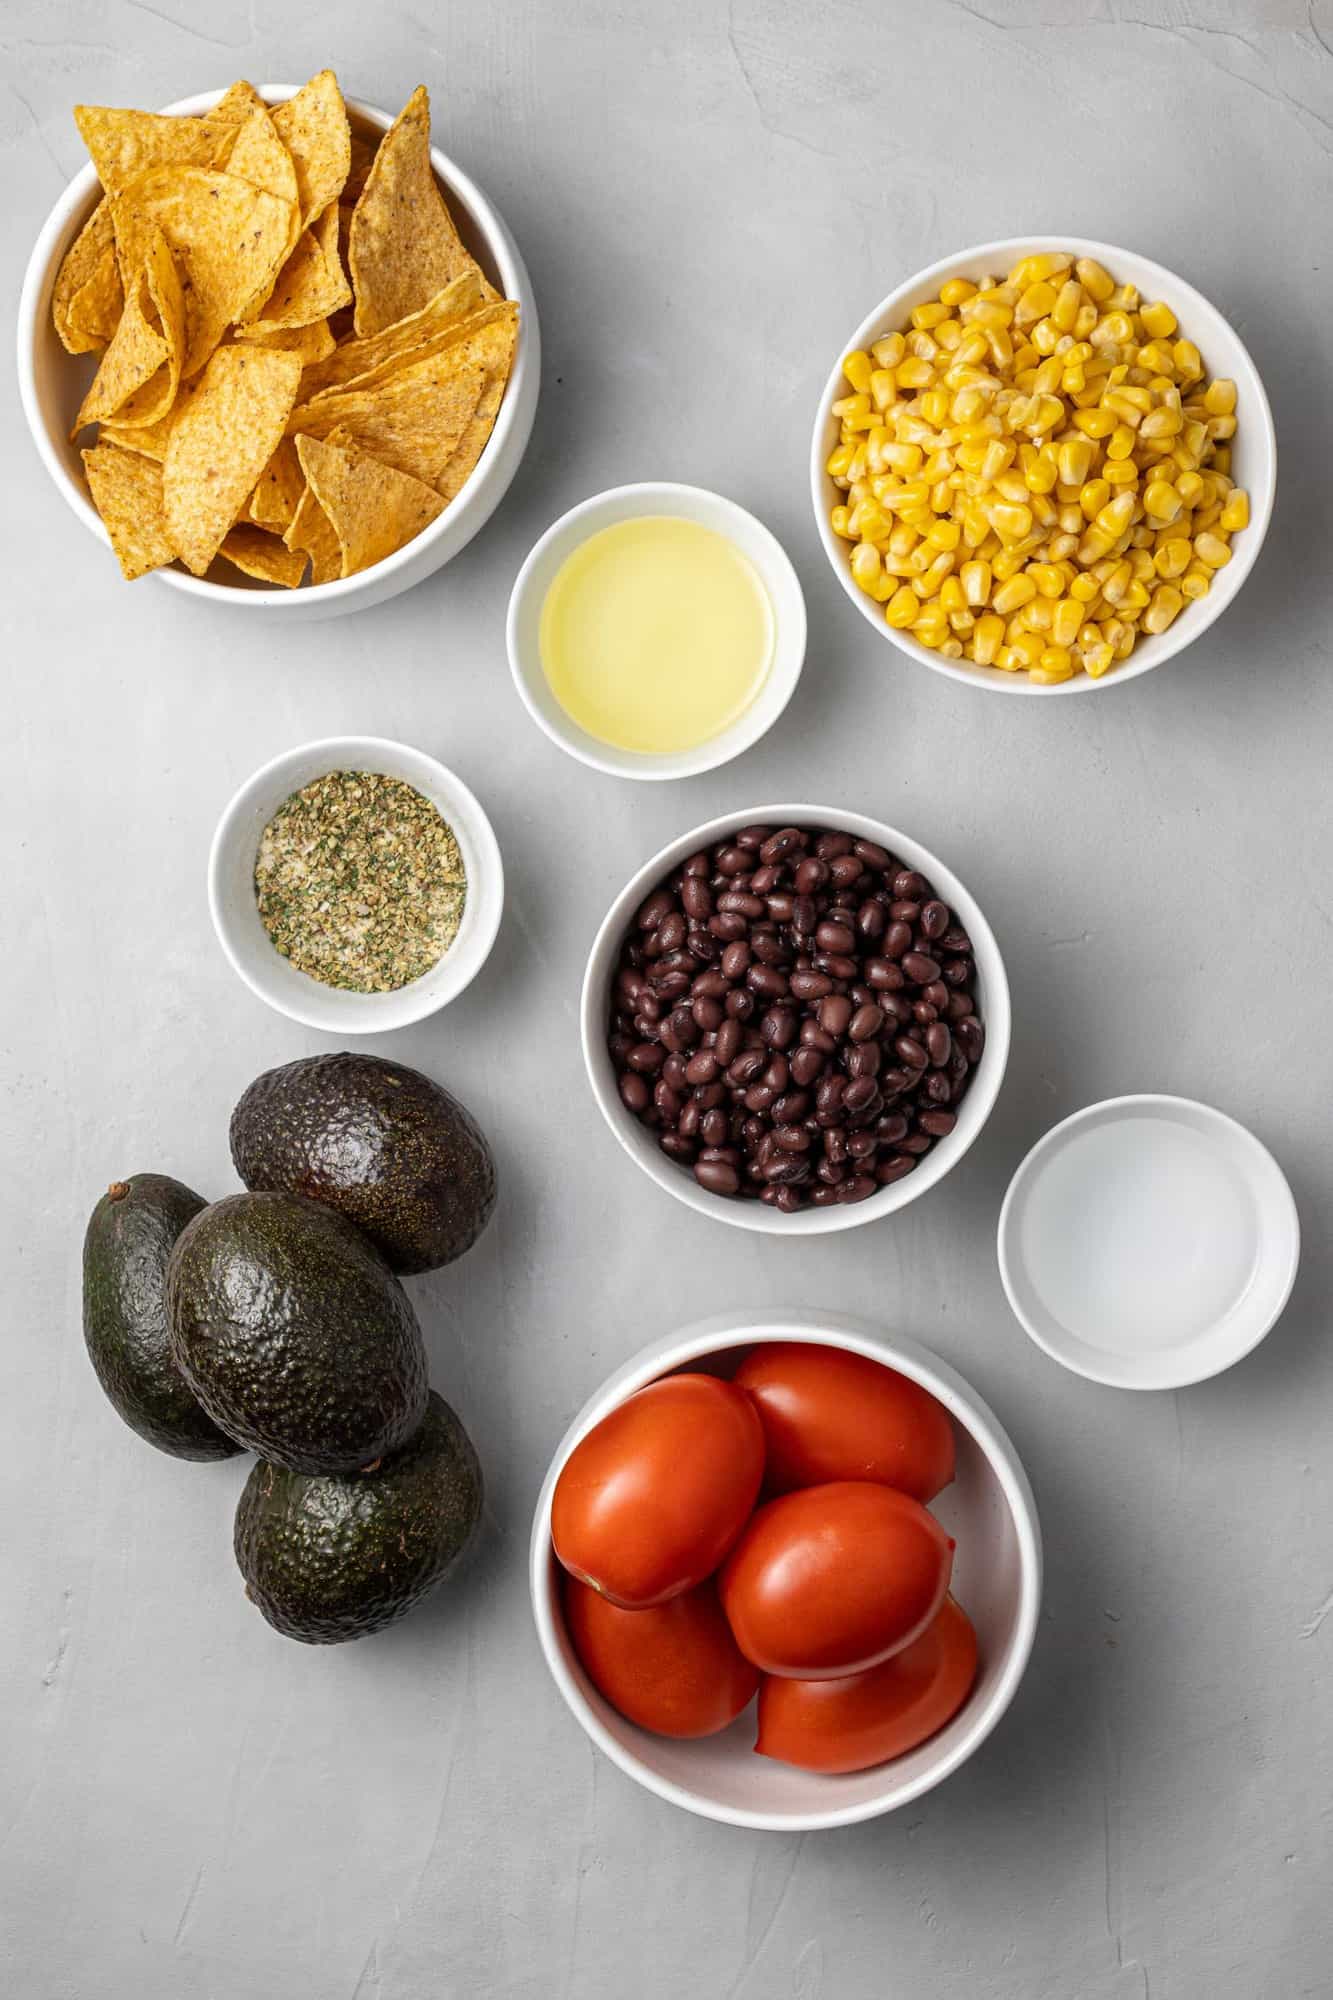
left=255, top=770, right=467, bottom=992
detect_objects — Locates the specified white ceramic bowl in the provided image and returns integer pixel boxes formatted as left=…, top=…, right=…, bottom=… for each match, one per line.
left=16, top=84, right=540, bottom=619
left=529, top=1311, right=1042, bottom=1831
left=581, top=805, right=1010, bottom=1234
left=208, top=735, right=503, bottom=1031
left=997, top=1093, right=1300, bottom=1389
left=507, top=483, right=807, bottom=780
left=811, top=235, right=1276, bottom=694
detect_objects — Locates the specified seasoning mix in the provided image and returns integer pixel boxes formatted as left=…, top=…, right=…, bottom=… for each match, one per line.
left=255, top=770, right=467, bottom=992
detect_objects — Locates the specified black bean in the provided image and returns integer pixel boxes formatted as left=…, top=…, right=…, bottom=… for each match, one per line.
left=619, top=1073, right=649, bottom=1113
left=849, top=1003, right=885, bottom=1042
left=901, top=951, right=941, bottom=983
left=920, top=899, right=950, bottom=940
left=695, top=1159, right=739, bottom=1196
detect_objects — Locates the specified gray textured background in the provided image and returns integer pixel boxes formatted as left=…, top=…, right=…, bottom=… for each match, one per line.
left=3, top=4, right=1331, bottom=1996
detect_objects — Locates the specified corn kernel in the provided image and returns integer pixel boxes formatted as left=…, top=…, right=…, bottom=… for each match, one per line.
left=850, top=543, right=882, bottom=590
left=1051, top=597, right=1083, bottom=647
left=939, top=276, right=977, bottom=308
left=1180, top=567, right=1211, bottom=600
left=991, top=501, right=1034, bottom=543
left=1082, top=642, right=1114, bottom=678
left=1101, top=560, right=1133, bottom=607
left=1070, top=571, right=1100, bottom=603
left=1173, top=338, right=1203, bottom=381
left=1075, top=258, right=1114, bottom=302
left=960, top=559, right=992, bottom=607
left=1080, top=478, right=1111, bottom=519
left=885, top=585, right=919, bottom=628
left=1204, top=377, right=1237, bottom=417
left=830, top=504, right=851, bottom=538
left=1220, top=489, right=1250, bottom=534
left=1139, top=300, right=1177, bottom=339
left=973, top=613, right=1005, bottom=664
left=1102, top=459, right=1140, bottom=488
left=1194, top=531, right=1232, bottom=569
left=871, top=331, right=906, bottom=369
left=1057, top=437, right=1094, bottom=487
left=1036, top=645, right=1074, bottom=680
left=1143, top=480, right=1182, bottom=525
left=1142, top=584, right=1184, bottom=634
left=993, top=574, right=1037, bottom=615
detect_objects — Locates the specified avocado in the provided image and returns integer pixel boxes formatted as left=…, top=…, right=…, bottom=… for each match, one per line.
left=229, top=1052, right=496, bottom=1276
left=82, top=1175, right=242, bottom=1462
left=167, top=1191, right=428, bottom=1473
left=233, top=1392, right=483, bottom=1643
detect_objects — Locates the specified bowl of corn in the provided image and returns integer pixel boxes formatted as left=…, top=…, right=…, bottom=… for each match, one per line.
left=811, top=237, right=1275, bottom=692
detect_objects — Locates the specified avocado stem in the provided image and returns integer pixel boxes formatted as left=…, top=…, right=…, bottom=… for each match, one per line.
left=107, top=1181, right=131, bottom=1202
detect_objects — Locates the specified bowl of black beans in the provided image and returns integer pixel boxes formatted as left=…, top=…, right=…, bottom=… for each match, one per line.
left=582, top=807, right=1010, bottom=1233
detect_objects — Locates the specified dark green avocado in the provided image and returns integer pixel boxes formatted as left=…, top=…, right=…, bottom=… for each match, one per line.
left=229, top=1052, right=496, bottom=1276
left=166, top=1191, right=428, bottom=1473
left=233, top=1392, right=483, bottom=1643
left=82, top=1175, right=241, bottom=1462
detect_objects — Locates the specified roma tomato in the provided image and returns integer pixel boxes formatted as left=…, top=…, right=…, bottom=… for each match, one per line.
left=755, top=1596, right=978, bottom=1772
left=734, top=1342, right=954, bottom=1502
left=719, top=1481, right=953, bottom=1678
left=564, top=1577, right=759, bottom=1739
left=551, top=1373, right=764, bottom=1607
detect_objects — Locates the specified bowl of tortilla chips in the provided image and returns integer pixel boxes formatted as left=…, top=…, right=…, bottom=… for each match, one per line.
left=17, top=73, right=539, bottom=616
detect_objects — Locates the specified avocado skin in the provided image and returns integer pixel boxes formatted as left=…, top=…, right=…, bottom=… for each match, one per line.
left=229, top=1053, right=497, bottom=1276
left=234, top=1392, right=483, bottom=1643
left=167, top=1191, right=428, bottom=1474
left=82, top=1175, right=242, bottom=1462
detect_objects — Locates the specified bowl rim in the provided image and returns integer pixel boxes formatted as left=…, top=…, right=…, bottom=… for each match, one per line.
left=996, top=1091, right=1301, bottom=1389
left=15, top=80, right=536, bottom=607
left=809, top=233, right=1278, bottom=695
left=579, top=803, right=1011, bottom=1233
left=505, top=481, right=808, bottom=781
left=528, top=1310, right=1044, bottom=1831
left=206, top=732, right=504, bottom=1030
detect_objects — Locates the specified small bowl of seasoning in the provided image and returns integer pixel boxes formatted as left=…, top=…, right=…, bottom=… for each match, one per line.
left=209, top=735, right=503, bottom=1031
left=507, top=483, right=807, bottom=780
left=581, top=806, right=1010, bottom=1234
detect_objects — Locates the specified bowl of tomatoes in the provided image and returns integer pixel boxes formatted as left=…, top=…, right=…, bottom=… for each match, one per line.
left=529, top=1312, right=1042, bottom=1831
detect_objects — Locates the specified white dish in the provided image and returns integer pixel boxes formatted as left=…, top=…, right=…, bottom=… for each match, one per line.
left=16, top=84, right=540, bottom=619
left=580, top=804, right=1010, bottom=1234
left=208, top=735, right=503, bottom=1032
left=529, top=1312, right=1042, bottom=1832
left=998, top=1094, right=1299, bottom=1388
left=507, top=483, right=806, bottom=780
left=810, top=235, right=1276, bottom=694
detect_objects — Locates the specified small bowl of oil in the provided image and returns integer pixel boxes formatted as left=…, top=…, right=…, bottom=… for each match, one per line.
left=506, top=483, right=806, bottom=780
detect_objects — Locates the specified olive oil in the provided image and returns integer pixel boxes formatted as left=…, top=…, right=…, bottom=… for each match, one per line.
left=539, top=516, right=773, bottom=755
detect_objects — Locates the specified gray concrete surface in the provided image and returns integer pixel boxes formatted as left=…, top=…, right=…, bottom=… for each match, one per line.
left=3, top=4, right=1331, bottom=1995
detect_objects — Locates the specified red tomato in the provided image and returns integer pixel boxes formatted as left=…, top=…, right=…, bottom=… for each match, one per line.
left=719, top=1481, right=954, bottom=1678
left=564, top=1576, right=759, bottom=1739
left=755, top=1596, right=978, bottom=1772
left=551, top=1373, right=764, bottom=1607
left=734, top=1342, right=954, bottom=1502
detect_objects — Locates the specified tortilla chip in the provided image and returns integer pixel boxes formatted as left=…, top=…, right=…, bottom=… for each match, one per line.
left=74, top=223, right=184, bottom=433
left=272, top=70, right=350, bottom=229
left=164, top=345, right=303, bottom=573
left=282, top=480, right=342, bottom=586
left=217, top=525, right=307, bottom=588
left=53, top=200, right=122, bottom=352
left=246, top=436, right=306, bottom=531
left=348, top=85, right=476, bottom=336
left=289, top=350, right=484, bottom=492
left=211, top=80, right=266, bottom=123
left=344, top=131, right=377, bottom=208
left=82, top=443, right=176, bottom=579
left=236, top=318, right=336, bottom=368
left=294, top=431, right=444, bottom=577
left=299, top=270, right=492, bottom=396
left=113, top=166, right=293, bottom=376
left=236, top=202, right=349, bottom=336
left=436, top=367, right=510, bottom=501
left=73, top=104, right=236, bottom=201
left=99, top=408, right=175, bottom=461
left=225, top=100, right=300, bottom=260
